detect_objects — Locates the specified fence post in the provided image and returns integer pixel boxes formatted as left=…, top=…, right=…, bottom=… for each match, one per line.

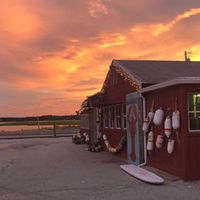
left=53, top=122, right=56, bottom=137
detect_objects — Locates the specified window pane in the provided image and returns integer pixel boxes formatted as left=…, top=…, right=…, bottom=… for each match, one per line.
left=188, top=94, right=200, bottom=111
left=123, top=117, right=126, bottom=128
left=115, top=104, right=122, bottom=128
left=188, top=94, right=194, bottom=111
left=110, top=106, right=115, bottom=128
left=189, top=112, right=200, bottom=130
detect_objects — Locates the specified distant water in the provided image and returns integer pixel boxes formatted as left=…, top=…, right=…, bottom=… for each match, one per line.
left=0, top=125, right=52, bottom=132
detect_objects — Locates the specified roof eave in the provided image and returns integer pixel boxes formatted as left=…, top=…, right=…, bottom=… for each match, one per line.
left=140, top=77, right=200, bottom=93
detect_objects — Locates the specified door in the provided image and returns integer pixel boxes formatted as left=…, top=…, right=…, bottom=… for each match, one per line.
left=126, top=92, right=144, bottom=165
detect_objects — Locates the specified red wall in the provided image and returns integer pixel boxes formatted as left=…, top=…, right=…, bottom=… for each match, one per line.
left=101, top=68, right=137, bottom=159
left=102, top=70, right=135, bottom=105
left=144, top=84, right=200, bottom=180
left=180, top=84, right=200, bottom=180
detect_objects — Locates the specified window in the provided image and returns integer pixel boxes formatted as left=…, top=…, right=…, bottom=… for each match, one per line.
left=109, top=106, right=115, bottom=128
left=188, top=93, right=200, bottom=131
left=103, top=107, right=109, bottom=128
left=122, top=104, right=127, bottom=129
left=115, top=104, right=122, bottom=128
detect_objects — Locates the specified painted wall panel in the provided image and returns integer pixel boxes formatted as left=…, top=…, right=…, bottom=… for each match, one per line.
left=126, top=92, right=144, bottom=165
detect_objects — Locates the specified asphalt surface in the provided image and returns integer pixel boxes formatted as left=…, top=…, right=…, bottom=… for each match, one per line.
left=0, top=137, right=200, bottom=200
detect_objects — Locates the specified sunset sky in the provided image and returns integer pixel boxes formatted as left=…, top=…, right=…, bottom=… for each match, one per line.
left=0, top=0, right=200, bottom=117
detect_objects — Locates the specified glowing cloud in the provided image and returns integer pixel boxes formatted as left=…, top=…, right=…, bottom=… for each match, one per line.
left=88, top=0, right=109, bottom=17
left=131, top=8, right=200, bottom=36
left=0, top=2, right=41, bottom=40
left=99, top=33, right=128, bottom=48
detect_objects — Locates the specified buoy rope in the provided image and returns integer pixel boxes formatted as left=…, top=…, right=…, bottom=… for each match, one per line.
left=103, top=134, right=127, bottom=153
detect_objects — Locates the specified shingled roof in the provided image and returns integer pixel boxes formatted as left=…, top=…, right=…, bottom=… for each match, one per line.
left=112, top=60, right=200, bottom=85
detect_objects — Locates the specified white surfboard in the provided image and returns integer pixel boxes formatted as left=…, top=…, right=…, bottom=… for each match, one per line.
left=120, top=164, right=164, bottom=184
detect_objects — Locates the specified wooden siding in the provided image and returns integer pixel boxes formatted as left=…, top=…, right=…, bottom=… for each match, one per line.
left=143, top=84, right=200, bottom=180
left=180, top=84, right=200, bottom=180
left=101, top=67, right=137, bottom=159
left=102, top=69, right=136, bottom=105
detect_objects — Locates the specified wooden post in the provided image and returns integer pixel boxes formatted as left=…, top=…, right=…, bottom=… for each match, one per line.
left=53, top=122, right=56, bottom=137
left=37, top=117, right=40, bottom=132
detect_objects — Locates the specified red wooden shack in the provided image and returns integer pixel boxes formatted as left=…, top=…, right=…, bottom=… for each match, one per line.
left=141, top=77, right=200, bottom=180
left=80, top=59, right=200, bottom=180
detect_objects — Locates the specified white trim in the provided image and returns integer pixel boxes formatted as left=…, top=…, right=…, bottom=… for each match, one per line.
left=187, top=92, right=200, bottom=132
left=141, top=77, right=200, bottom=93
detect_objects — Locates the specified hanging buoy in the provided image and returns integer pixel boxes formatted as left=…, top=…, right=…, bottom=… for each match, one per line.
left=148, top=99, right=155, bottom=121
left=153, top=108, right=164, bottom=125
left=167, top=139, right=175, bottom=154
left=164, top=116, right=172, bottom=138
left=147, top=131, right=154, bottom=151
left=148, top=111, right=154, bottom=121
left=156, top=134, right=164, bottom=149
left=172, top=111, right=180, bottom=129
left=142, top=118, right=149, bottom=132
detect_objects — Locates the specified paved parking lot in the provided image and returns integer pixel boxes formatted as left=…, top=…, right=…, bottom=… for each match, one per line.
left=0, top=137, right=200, bottom=200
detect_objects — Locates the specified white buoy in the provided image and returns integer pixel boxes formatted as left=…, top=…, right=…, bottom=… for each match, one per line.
left=164, top=116, right=172, bottom=138
left=153, top=108, right=164, bottom=125
left=148, top=111, right=154, bottom=121
left=142, top=118, right=149, bottom=132
left=103, top=134, right=107, bottom=140
left=172, top=111, right=180, bottom=129
left=167, top=139, right=175, bottom=154
left=147, top=131, right=154, bottom=151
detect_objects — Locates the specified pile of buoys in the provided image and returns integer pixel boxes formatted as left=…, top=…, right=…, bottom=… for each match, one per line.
left=88, top=141, right=103, bottom=152
left=72, top=132, right=87, bottom=144
left=143, top=98, right=181, bottom=155
left=103, top=134, right=127, bottom=153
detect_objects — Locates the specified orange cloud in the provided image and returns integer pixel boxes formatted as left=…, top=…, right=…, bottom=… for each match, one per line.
left=0, top=2, right=41, bottom=41
left=131, top=8, right=200, bottom=36
left=88, top=0, right=109, bottom=17
left=98, top=33, right=128, bottom=48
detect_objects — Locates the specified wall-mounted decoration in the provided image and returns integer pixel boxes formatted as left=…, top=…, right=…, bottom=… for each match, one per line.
left=147, top=130, right=154, bottom=151
left=164, top=116, right=172, bottom=138
left=153, top=108, right=164, bottom=125
left=167, top=139, right=175, bottom=154
left=156, top=134, right=164, bottom=149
